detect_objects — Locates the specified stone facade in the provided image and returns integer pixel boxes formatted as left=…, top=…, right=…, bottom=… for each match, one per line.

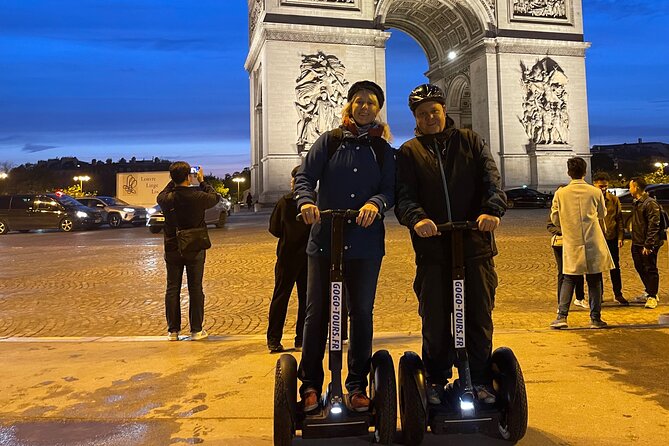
left=246, top=0, right=590, bottom=202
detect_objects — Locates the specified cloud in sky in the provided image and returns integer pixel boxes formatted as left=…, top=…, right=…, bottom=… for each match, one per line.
left=22, top=144, right=59, bottom=153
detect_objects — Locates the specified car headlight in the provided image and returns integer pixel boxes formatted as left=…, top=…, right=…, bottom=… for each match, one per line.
left=123, top=208, right=135, bottom=213
left=76, top=211, right=88, bottom=218
left=146, top=207, right=157, bottom=215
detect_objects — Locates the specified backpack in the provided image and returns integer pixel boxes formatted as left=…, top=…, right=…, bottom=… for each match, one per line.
left=326, top=128, right=386, bottom=169
left=651, top=197, right=669, bottom=240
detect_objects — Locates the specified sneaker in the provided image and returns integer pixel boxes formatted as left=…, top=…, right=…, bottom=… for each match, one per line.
left=349, top=392, right=371, bottom=412
left=426, top=383, right=443, bottom=405
left=573, top=299, right=588, bottom=309
left=632, top=293, right=649, bottom=304
left=190, top=329, right=208, bottom=341
left=614, top=295, right=630, bottom=306
left=474, top=384, right=496, bottom=404
left=590, top=319, right=608, bottom=329
left=268, top=343, right=284, bottom=353
left=167, top=331, right=179, bottom=341
left=302, top=390, right=320, bottom=412
left=550, top=316, right=568, bottom=329
left=645, top=297, right=658, bottom=309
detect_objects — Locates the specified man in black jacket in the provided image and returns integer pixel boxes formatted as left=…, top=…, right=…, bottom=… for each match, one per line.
left=266, top=165, right=310, bottom=353
left=395, top=84, right=507, bottom=405
left=629, top=177, right=662, bottom=309
left=157, top=162, right=220, bottom=341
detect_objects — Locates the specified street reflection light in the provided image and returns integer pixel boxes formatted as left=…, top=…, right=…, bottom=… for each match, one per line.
left=232, top=177, right=246, bottom=203
left=73, top=175, right=91, bottom=192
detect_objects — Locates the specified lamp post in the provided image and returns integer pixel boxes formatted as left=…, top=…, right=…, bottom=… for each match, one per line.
left=232, top=177, right=246, bottom=203
left=73, top=175, right=90, bottom=192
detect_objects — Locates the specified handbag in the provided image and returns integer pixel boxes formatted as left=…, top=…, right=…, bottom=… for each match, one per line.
left=551, top=234, right=563, bottom=247
left=170, top=191, right=212, bottom=254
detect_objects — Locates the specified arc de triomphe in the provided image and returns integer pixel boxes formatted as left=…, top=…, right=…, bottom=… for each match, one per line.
left=245, top=0, right=591, bottom=203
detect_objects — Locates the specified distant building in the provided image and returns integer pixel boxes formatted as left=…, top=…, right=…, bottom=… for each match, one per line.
left=591, top=139, right=669, bottom=175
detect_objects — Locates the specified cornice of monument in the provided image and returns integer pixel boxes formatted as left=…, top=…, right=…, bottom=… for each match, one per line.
left=493, top=37, right=590, bottom=57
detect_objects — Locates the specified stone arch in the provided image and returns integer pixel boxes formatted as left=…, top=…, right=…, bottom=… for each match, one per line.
left=446, top=74, right=472, bottom=129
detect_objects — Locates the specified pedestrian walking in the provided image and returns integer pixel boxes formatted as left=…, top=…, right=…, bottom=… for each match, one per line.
left=266, top=165, right=310, bottom=353
left=592, top=172, right=629, bottom=305
left=394, top=83, right=507, bottom=405
left=550, top=157, right=614, bottom=329
left=547, top=212, right=586, bottom=307
left=628, top=177, right=663, bottom=309
left=295, top=80, right=395, bottom=413
left=157, top=162, right=220, bottom=341
left=246, top=192, right=253, bottom=210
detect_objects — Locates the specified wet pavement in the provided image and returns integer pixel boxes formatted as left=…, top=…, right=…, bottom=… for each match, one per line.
left=1, top=209, right=669, bottom=445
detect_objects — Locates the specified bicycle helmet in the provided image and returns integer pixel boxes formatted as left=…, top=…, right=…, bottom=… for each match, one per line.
left=408, top=83, right=446, bottom=113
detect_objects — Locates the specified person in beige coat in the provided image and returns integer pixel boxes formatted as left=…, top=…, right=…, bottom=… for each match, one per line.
left=549, top=157, right=614, bottom=329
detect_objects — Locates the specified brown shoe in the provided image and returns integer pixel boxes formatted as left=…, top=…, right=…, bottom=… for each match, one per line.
left=302, top=390, right=319, bottom=412
left=349, top=392, right=370, bottom=412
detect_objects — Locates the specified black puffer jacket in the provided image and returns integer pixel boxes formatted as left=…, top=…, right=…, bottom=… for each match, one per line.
left=631, top=193, right=664, bottom=249
left=394, top=128, right=507, bottom=264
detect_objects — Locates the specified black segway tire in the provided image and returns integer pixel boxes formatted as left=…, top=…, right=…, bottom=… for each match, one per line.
left=491, top=347, right=528, bottom=443
left=370, top=350, right=397, bottom=444
left=274, top=354, right=298, bottom=446
left=399, top=352, right=427, bottom=446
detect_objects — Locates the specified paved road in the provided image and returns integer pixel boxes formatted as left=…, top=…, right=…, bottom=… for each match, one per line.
left=0, top=209, right=667, bottom=338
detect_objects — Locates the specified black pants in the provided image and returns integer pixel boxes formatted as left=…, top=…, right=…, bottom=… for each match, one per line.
left=164, top=250, right=206, bottom=333
left=413, top=258, right=497, bottom=385
left=552, top=247, right=584, bottom=303
left=298, top=255, right=381, bottom=396
left=631, top=244, right=659, bottom=297
left=604, top=239, right=623, bottom=297
left=267, top=258, right=307, bottom=346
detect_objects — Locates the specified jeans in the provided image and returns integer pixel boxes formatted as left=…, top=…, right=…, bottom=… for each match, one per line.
left=631, top=245, right=659, bottom=297
left=298, top=255, right=381, bottom=396
left=164, top=250, right=206, bottom=333
left=267, top=259, right=307, bottom=346
left=552, top=247, right=585, bottom=304
left=558, top=273, right=602, bottom=320
left=413, top=258, right=497, bottom=385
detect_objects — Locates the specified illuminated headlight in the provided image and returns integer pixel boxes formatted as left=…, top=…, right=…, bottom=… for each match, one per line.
left=460, top=400, right=475, bottom=412
left=123, top=208, right=135, bottom=213
left=76, top=211, right=88, bottom=218
left=146, top=208, right=157, bottom=215
left=331, top=404, right=342, bottom=415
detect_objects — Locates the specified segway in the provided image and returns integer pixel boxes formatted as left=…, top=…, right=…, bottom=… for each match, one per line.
left=273, top=209, right=397, bottom=445
left=398, top=221, right=528, bottom=445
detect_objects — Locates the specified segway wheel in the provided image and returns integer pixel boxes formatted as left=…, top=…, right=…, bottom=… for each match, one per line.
left=399, top=352, right=427, bottom=446
left=370, top=350, right=397, bottom=444
left=274, top=354, right=297, bottom=446
left=491, top=347, right=528, bottom=443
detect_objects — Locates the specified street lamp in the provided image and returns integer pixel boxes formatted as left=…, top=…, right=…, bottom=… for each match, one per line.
left=0, top=172, right=7, bottom=180
left=73, top=175, right=91, bottom=192
left=232, top=177, right=246, bottom=203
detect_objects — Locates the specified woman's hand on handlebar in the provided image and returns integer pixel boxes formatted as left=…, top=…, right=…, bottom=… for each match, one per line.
left=356, top=202, right=379, bottom=228
left=413, top=219, right=440, bottom=238
left=477, top=214, right=500, bottom=232
left=300, top=203, right=320, bottom=225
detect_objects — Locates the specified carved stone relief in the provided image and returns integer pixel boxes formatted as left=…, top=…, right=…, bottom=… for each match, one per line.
left=295, top=51, right=349, bottom=151
left=512, top=0, right=567, bottom=20
left=281, top=0, right=358, bottom=9
left=249, top=0, right=263, bottom=41
left=519, top=57, right=569, bottom=145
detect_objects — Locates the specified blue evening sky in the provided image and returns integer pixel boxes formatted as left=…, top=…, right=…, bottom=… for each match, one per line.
left=1, top=1, right=667, bottom=176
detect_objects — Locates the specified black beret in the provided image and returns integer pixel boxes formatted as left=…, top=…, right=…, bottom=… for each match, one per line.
left=347, top=80, right=385, bottom=109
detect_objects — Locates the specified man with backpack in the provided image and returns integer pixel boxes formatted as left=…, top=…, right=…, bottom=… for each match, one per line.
left=629, top=177, right=663, bottom=309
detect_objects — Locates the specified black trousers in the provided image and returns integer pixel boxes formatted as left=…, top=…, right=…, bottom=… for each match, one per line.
left=267, top=258, right=307, bottom=346
left=552, top=246, right=585, bottom=303
left=164, top=250, right=206, bottom=333
left=604, top=239, right=623, bottom=297
left=413, top=258, right=497, bottom=385
left=631, top=244, right=659, bottom=297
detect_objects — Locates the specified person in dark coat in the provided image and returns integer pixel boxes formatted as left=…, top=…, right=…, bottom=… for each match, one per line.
left=295, top=80, right=395, bottom=413
left=394, top=84, right=507, bottom=405
left=246, top=192, right=253, bottom=209
left=266, top=165, right=310, bottom=353
left=157, top=162, right=220, bottom=341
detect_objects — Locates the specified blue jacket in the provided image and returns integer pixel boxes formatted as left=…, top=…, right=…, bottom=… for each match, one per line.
left=294, top=129, right=396, bottom=259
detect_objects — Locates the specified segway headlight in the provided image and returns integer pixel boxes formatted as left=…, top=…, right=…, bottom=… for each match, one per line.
left=459, top=392, right=476, bottom=417
left=331, top=404, right=343, bottom=415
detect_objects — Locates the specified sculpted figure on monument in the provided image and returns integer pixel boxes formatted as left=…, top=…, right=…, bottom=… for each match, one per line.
left=519, top=57, right=569, bottom=145
left=294, top=51, right=348, bottom=150
left=513, top=0, right=567, bottom=19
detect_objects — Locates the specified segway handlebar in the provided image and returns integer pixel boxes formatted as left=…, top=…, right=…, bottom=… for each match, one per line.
left=436, top=221, right=479, bottom=232
left=296, top=209, right=382, bottom=221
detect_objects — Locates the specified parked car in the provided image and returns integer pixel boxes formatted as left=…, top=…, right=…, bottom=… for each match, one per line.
left=146, top=196, right=231, bottom=234
left=618, top=183, right=669, bottom=233
left=504, top=187, right=552, bottom=209
left=76, top=196, right=149, bottom=228
left=0, top=193, right=103, bottom=234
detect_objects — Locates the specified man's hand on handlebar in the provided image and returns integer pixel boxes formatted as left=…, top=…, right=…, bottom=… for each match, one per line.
left=414, top=219, right=440, bottom=238
left=300, top=203, right=320, bottom=225
left=356, top=202, right=379, bottom=228
left=477, top=214, right=500, bottom=232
